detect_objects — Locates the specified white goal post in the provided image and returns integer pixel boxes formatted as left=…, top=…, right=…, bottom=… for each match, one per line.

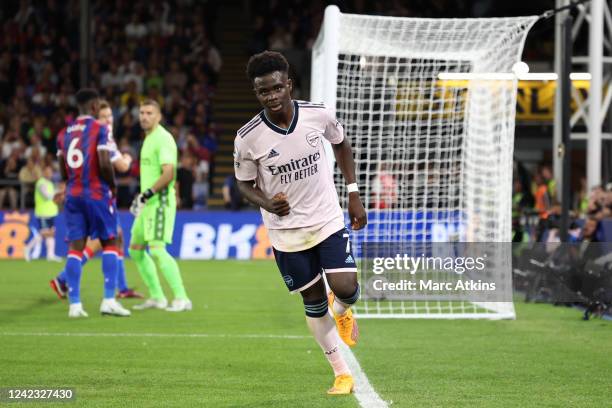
left=311, top=6, right=538, bottom=319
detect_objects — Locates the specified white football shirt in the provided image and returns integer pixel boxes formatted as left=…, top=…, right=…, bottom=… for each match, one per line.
left=234, top=100, right=346, bottom=252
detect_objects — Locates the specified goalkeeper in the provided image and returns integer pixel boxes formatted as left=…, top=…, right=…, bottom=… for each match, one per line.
left=129, top=99, right=191, bottom=312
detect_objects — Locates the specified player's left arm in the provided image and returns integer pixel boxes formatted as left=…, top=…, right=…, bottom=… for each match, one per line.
left=323, top=110, right=367, bottom=230
left=149, top=164, right=174, bottom=194
left=332, top=140, right=367, bottom=230
left=137, top=133, right=176, bottom=204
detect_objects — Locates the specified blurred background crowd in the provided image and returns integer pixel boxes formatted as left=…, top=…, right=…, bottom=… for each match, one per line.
left=0, top=0, right=608, bottom=244
left=0, top=0, right=221, bottom=210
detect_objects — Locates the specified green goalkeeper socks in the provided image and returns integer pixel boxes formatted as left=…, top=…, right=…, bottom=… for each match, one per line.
left=130, top=248, right=165, bottom=300
left=149, top=243, right=188, bottom=300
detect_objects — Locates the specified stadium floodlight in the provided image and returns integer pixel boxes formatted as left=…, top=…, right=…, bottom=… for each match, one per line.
left=312, top=6, right=539, bottom=319
left=512, top=61, right=530, bottom=75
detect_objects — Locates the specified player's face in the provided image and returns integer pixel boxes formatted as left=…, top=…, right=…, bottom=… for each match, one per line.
left=98, top=107, right=113, bottom=127
left=139, top=105, right=161, bottom=131
left=253, top=71, right=292, bottom=115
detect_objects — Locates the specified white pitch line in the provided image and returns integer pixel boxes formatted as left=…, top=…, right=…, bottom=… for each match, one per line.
left=340, top=343, right=389, bottom=408
left=0, top=332, right=310, bottom=340
left=1, top=331, right=389, bottom=406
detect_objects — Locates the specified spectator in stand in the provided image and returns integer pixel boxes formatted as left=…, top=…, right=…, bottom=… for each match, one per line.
left=145, top=85, right=164, bottom=108
left=25, top=133, right=47, bottom=160
left=2, top=118, right=25, bottom=159
left=123, top=62, right=145, bottom=94
left=165, top=61, right=188, bottom=91
left=539, top=165, right=557, bottom=204
left=576, top=177, right=590, bottom=216
left=185, top=133, right=211, bottom=164
left=125, top=13, right=148, bottom=40
left=116, top=112, right=141, bottom=144
left=268, top=26, right=293, bottom=51
left=19, top=150, right=43, bottom=183
left=172, top=110, right=191, bottom=150
left=18, top=149, right=43, bottom=207
left=371, top=161, right=398, bottom=209
left=119, top=80, right=143, bottom=118
left=100, top=61, right=123, bottom=90
left=192, top=164, right=209, bottom=210
left=223, top=174, right=244, bottom=211
left=27, top=117, right=53, bottom=154
left=532, top=172, right=550, bottom=220
left=0, top=153, right=21, bottom=210
left=580, top=216, right=600, bottom=242
left=164, top=86, right=187, bottom=116
left=177, top=152, right=195, bottom=209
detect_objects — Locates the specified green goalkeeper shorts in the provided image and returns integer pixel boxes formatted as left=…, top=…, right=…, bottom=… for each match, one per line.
left=131, top=202, right=176, bottom=245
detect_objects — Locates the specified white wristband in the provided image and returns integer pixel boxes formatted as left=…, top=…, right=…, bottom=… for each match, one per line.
left=347, top=183, right=359, bottom=193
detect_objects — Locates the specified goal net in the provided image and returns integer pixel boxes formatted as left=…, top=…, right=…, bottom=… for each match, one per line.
left=311, top=6, right=538, bottom=319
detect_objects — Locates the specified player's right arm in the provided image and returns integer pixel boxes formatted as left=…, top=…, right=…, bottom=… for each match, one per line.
left=234, top=136, right=289, bottom=216
left=236, top=180, right=290, bottom=216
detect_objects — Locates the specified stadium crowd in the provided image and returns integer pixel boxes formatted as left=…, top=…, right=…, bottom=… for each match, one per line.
left=0, top=0, right=220, bottom=210
left=512, top=162, right=612, bottom=243
left=0, top=0, right=606, bottom=234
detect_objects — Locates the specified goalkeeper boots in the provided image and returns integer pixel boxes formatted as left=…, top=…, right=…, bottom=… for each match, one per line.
left=133, top=298, right=168, bottom=310
left=100, top=299, right=131, bottom=317
left=165, top=299, right=192, bottom=312
left=329, top=292, right=359, bottom=347
left=327, top=374, right=354, bottom=395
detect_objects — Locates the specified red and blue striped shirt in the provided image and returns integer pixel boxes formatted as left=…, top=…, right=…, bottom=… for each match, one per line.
left=57, top=116, right=113, bottom=201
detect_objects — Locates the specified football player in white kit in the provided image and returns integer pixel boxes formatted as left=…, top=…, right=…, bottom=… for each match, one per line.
left=234, top=51, right=367, bottom=395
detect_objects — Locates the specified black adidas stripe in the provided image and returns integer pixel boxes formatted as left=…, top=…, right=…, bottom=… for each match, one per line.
left=238, top=117, right=262, bottom=135
left=238, top=118, right=262, bottom=138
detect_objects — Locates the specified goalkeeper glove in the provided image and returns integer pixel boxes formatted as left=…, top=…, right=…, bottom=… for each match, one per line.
left=130, top=188, right=155, bottom=216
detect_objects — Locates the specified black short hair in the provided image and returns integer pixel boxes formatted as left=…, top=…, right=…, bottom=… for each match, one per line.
left=75, top=88, right=99, bottom=111
left=246, top=51, right=289, bottom=82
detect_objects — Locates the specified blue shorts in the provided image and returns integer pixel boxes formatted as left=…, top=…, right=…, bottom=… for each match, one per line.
left=37, top=216, right=56, bottom=230
left=64, top=196, right=118, bottom=242
left=273, top=228, right=357, bottom=293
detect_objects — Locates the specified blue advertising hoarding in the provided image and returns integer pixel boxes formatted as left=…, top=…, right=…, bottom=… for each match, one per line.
left=0, top=210, right=608, bottom=260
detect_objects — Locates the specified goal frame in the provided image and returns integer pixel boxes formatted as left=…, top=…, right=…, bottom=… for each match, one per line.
left=312, top=6, right=537, bottom=320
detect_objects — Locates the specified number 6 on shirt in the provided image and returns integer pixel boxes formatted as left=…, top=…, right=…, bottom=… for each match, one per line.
left=67, top=138, right=84, bottom=169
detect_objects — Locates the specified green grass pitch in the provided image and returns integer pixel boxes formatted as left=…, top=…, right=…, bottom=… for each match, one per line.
left=0, top=259, right=610, bottom=407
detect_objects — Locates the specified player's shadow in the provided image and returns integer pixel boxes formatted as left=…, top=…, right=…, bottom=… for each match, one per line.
left=0, top=297, right=58, bottom=326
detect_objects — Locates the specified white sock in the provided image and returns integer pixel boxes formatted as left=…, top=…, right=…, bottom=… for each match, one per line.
left=24, top=235, right=42, bottom=256
left=306, top=314, right=350, bottom=376
left=333, top=298, right=349, bottom=316
left=26, top=234, right=42, bottom=254
left=45, top=237, right=56, bottom=259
